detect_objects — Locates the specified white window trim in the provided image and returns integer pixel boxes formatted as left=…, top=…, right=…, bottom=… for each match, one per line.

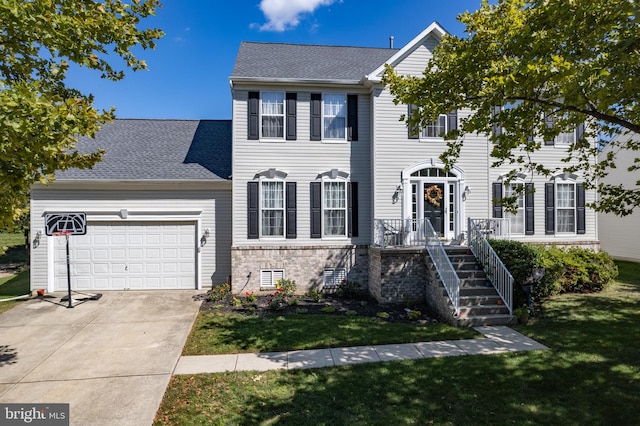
left=322, top=178, right=348, bottom=239
left=504, top=182, right=526, bottom=235
left=323, top=268, right=346, bottom=289
left=259, top=178, right=286, bottom=239
left=420, top=114, right=448, bottom=140
left=555, top=179, right=577, bottom=234
left=322, top=93, right=347, bottom=143
left=260, top=91, right=286, bottom=142
left=260, top=269, right=284, bottom=290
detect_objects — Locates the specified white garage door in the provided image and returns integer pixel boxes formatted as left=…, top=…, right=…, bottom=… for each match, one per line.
left=54, top=221, right=196, bottom=291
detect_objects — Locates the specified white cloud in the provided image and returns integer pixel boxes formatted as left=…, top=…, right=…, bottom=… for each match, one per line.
left=257, top=0, right=339, bottom=32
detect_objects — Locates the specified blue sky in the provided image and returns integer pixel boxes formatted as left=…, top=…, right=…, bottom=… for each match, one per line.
left=66, top=0, right=486, bottom=120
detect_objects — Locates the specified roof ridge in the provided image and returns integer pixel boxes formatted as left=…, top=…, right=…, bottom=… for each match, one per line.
left=239, top=40, right=399, bottom=51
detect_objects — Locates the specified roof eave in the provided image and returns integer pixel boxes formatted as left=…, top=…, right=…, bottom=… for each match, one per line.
left=230, top=77, right=363, bottom=86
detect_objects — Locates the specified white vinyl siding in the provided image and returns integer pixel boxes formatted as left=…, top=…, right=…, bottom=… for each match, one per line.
left=232, top=88, right=370, bottom=247
left=30, top=183, right=232, bottom=292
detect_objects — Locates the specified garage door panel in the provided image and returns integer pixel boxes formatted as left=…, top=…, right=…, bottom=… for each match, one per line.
left=54, top=220, right=196, bottom=291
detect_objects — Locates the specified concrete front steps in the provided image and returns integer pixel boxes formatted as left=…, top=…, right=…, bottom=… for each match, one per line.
left=444, top=246, right=513, bottom=327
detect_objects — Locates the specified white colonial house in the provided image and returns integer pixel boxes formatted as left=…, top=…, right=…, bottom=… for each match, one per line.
left=228, top=22, right=597, bottom=297
left=30, top=22, right=599, bottom=324
left=598, top=132, right=640, bottom=262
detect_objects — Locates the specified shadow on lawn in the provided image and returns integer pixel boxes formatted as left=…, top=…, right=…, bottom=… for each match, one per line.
left=175, top=281, right=640, bottom=425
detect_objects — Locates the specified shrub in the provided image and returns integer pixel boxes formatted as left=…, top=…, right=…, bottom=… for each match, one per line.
left=489, top=239, right=541, bottom=307
left=305, top=289, right=323, bottom=302
left=490, top=241, right=618, bottom=300
left=321, top=306, right=336, bottom=313
left=277, top=278, right=297, bottom=296
left=209, top=283, right=231, bottom=302
left=336, top=279, right=363, bottom=300
left=376, top=311, right=390, bottom=319
left=538, top=246, right=618, bottom=295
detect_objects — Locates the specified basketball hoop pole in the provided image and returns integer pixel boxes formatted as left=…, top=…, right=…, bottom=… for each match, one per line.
left=65, top=233, right=73, bottom=308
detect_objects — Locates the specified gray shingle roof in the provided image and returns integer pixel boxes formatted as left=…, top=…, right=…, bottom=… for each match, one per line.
left=56, top=119, right=232, bottom=181
left=230, top=42, right=398, bottom=82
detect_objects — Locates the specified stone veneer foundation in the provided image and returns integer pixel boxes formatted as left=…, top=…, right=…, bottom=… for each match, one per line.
left=231, top=245, right=369, bottom=294
left=368, top=247, right=431, bottom=304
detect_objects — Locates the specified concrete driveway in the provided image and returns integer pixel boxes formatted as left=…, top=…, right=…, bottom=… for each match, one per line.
left=0, top=291, right=201, bottom=425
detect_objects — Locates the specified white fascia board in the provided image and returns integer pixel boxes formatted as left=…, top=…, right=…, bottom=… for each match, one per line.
left=365, top=21, right=448, bottom=83
left=230, top=77, right=362, bottom=86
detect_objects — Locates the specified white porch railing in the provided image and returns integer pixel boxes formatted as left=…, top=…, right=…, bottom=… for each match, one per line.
left=468, top=218, right=514, bottom=314
left=469, top=218, right=511, bottom=239
left=425, top=219, right=461, bottom=316
left=373, top=219, right=430, bottom=247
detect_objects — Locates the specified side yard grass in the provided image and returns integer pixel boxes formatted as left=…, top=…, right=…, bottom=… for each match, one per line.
left=0, top=232, right=30, bottom=315
left=156, top=260, right=640, bottom=425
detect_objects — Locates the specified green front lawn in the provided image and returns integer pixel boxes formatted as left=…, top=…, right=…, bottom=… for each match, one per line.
left=183, top=311, right=478, bottom=355
left=156, top=260, right=640, bottom=425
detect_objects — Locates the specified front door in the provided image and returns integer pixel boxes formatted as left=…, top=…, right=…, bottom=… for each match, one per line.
left=424, top=183, right=445, bottom=236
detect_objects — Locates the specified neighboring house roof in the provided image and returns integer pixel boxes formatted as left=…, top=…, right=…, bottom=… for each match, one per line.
left=56, top=119, right=232, bottom=181
left=230, top=41, right=398, bottom=83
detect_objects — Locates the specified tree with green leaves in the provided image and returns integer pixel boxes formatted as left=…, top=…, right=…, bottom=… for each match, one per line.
left=383, top=0, right=639, bottom=215
left=0, top=0, right=163, bottom=228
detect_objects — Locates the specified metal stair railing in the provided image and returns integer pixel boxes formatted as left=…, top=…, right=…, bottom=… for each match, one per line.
left=424, top=219, right=460, bottom=317
left=467, top=218, right=514, bottom=314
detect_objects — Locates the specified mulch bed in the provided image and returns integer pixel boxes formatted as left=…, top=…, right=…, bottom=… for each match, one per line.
left=194, top=291, right=440, bottom=324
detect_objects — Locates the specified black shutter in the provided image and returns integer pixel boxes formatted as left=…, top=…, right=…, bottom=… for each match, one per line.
left=286, top=182, right=297, bottom=239
left=310, top=93, right=322, bottom=141
left=492, top=182, right=503, bottom=218
left=310, top=182, right=322, bottom=238
left=491, top=105, right=502, bottom=137
left=247, top=181, right=259, bottom=239
left=408, top=104, right=419, bottom=139
left=447, top=110, right=458, bottom=132
left=286, top=93, right=297, bottom=140
left=348, top=182, right=358, bottom=237
left=248, top=92, right=259, bottom=140
left=544, top=112, right=555, bottom=145
left=525, top=183, right=535, bottom=235
left=545, top=182, right=555, bottom=234
left=576, top=183, right=586, bottom=234
left=347, top=94, right=358, bottom=141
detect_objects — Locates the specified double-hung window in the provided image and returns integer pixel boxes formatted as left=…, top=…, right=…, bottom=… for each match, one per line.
left=248, top=92, right=296, bottom=141
left=323, top=94, right=347, bottom=140
left=247, top=175, right=297, bottom=240
left=310, top=176, right=358, bottom=239
left=421, top=114, right=448, bottom=138
left=555, top=182, right=576, bottom=233
left=323, top=181, right=347, bottom=237
left=544, top=175, right=585, bottom=235
left=504, top=183, right=525, bottom=235
left=261, top=92, right=284, bottom=139
left=261, top=180, right=284, bottom=237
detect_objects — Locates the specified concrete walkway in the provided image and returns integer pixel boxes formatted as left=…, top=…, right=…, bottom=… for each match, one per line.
left=0, top=291, right=201, bottom=426
left=175, top=326, right=548, bottom=374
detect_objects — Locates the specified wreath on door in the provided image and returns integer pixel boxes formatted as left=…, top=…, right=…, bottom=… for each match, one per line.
left=425, top=185, right=443, bottom=207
